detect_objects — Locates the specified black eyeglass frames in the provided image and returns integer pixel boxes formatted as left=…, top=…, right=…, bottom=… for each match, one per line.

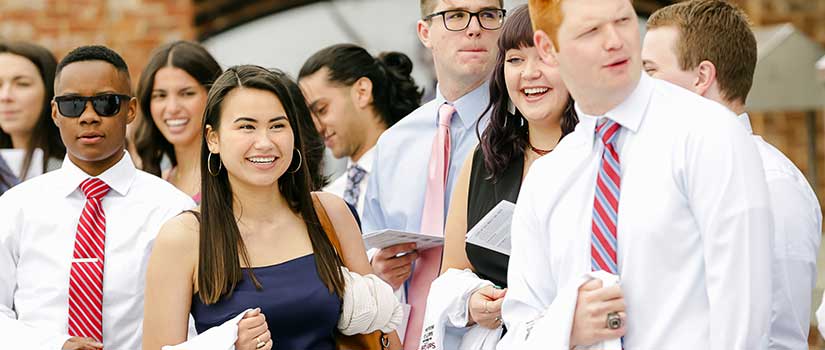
left=54, top=94, right=131, bottom=118
left=423, top=8, right=507, bottom=31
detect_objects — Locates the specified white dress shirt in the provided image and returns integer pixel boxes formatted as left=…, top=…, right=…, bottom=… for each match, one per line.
left=0, top=152, right=195, bottom=350
left=736, top=114, right=822, bottom=349
left=500, top=74, right=773, bottom=350
left=324, top=146, right=375, bottom=215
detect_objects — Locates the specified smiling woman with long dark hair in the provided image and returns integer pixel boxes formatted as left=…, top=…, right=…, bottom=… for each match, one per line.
left=142, top=65, right=400, bottom=350
left=426, top=5, right=578, bottom=347
left=134, top=41, right=222, bottom=202
left=0, top=41, right=65, bottom=182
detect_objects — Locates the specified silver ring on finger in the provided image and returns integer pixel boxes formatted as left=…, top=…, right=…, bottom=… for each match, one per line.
left=606, top=311, right=622, bottom=330
left=495, top=315, right=502, bottom=324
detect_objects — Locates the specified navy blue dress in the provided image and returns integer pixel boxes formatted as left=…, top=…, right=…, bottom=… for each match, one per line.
left=191, top=254, right=340, bottom=350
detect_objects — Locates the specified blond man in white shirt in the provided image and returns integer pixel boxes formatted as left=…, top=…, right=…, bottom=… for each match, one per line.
left=642, top=1, right=822, bottom=348
left=0, top=45, right=195, bottom=350
left=498, top=1, right=774, bottom=349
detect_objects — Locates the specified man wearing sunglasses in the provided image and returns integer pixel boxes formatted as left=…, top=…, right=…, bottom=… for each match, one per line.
left=362, top=1, right=504, bottom=349
left=0, top=45, right=194, bottom=349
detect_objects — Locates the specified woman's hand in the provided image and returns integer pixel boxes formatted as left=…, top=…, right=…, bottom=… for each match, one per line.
left=467, top=285, right=507, bottom=329
left=235, top=308, right=273, bottom=350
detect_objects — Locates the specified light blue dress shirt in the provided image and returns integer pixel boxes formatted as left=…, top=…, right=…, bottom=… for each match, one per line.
left=363, top=81, right=491, bottom=234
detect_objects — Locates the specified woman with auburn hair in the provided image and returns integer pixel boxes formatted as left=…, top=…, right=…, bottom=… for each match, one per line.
left=421, top=5, right=578, bottom=348
left=0, top=41, right=65, bottom=182
left=134, top=40, right=222, bottom=202
left=142, top=65, right=401, bottom=350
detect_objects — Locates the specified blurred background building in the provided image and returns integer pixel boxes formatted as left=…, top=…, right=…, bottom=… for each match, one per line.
left=2, top=0, right=825, bottom=347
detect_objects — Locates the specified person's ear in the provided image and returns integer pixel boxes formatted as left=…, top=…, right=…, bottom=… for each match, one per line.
left=352, top=77, right=374, bottom=109
left=534, top=30, right=560, bottom=66
left=694, top=60, right=717, bottom=97
left=205, top=124, right=220, bottom=154
left=417, top=20, right=433, bottom=49
left=125, top=97, right=137, bottom=125
left=51, top=100, right=60, bottom=127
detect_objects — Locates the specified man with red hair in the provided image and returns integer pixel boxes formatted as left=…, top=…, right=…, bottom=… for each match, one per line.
left=499, top=0, right=773, bottom=348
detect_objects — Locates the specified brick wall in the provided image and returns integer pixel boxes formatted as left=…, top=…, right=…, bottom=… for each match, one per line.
left=0, top=0, right=195, bottom=84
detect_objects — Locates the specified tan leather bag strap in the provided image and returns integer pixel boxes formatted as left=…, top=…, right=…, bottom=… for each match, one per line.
left=312, top=193, right=389, bottom=350
left=311, top=192, right=344, bottom=257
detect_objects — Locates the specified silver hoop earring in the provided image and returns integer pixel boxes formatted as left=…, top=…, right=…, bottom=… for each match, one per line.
left=207, top=152, right=222, bottom=176
left=288, top=149, right=302, bottom=174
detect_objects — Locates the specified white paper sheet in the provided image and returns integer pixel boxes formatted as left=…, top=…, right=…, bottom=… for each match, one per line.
left=465, top=200, right=516, bottom=256
left=362, top=229, right=444, bottom=251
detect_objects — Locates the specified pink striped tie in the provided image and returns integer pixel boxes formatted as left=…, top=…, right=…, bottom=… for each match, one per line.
left=67, top=178, right=110, bottom=344
left=406, top=103, right=454, bottom=350
left=591, top=119, right=621, bottom=273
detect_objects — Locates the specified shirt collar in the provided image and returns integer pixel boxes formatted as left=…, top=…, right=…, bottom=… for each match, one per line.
left=736, top=113, right=753, bottom=134
left=434, top=80, right=491, bottom=130
left=574, top=73, right=653, bottom=134
left=348, top=146, right=375, bottom=173
left=58, top=151, right=138, bottom=198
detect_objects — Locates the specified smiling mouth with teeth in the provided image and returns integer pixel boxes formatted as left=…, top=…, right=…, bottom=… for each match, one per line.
left=522, top=87, right=550, bottom=96
left=248, top=157, right=276, bottom=164
left=165, top=119, right=189, bottom=127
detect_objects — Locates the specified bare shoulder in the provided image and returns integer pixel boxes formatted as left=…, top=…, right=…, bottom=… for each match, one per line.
left=313, top=191, right=360, bottom=239
left=154, top=210, right=200, bottom=252
left=314, top=191, right=352, bottom=217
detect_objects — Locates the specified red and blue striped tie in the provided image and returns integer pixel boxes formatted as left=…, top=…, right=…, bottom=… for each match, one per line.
left=591, top=118, right=622, bottom=274
left=67, top=178, right=110, bottom=344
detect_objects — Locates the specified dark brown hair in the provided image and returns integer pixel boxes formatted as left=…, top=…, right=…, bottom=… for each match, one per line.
left=479, top=5, right=577, bottom=181
left=197, top=65, right=344, bottom=304
left=299, top=43, right=423, bottom=129
left=135, top=41, right=222, bottom=176
left=0, top=41, right=65, bottom=179
left=284, top=72, right=329, bottom=190
left=420, top=0, right=504, bottom=17
left=648, top=0, right=757, bottom=103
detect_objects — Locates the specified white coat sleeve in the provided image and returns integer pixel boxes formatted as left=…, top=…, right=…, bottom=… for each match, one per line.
left=499, top=169, right=577, bottom=349
left=0, top=190, right=72, bottom=349
left=684, top=116, right=773, bottom=350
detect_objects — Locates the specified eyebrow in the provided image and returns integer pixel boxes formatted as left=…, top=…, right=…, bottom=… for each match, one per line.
left=307, top=99, right=324, bottom=111
left=152, top=85, right=198, bottom=92
left=58, top=90, right=123, bottom=96
left=233, top=116, right=288, bottom=123
left=440, top=5, right=500, bottom=12
left=9, top=75, right=35, bottom=81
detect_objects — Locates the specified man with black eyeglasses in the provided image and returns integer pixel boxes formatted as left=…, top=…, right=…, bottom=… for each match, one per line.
left=362, top=1, right=504, bottom=349
left=0, top=45, right=194, bottom=349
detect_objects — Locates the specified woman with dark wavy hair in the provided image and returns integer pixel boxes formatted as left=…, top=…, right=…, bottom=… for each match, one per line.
left=142, top=65, right=401, bottom=350
left=426, top=5, right=578, bottom=346
left=0, top=41, right=65, bottom=182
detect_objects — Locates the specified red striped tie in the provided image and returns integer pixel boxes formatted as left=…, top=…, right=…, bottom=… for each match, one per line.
left=67, top=178, right=110, bottom=343
left=591, top=119, right=622, bottom=274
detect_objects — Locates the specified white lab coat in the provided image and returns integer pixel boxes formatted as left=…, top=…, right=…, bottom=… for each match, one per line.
left=420, top=269, right=503, bottom=350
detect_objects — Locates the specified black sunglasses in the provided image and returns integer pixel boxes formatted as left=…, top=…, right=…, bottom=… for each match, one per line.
left=54, top=94, right=131, bottom=118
